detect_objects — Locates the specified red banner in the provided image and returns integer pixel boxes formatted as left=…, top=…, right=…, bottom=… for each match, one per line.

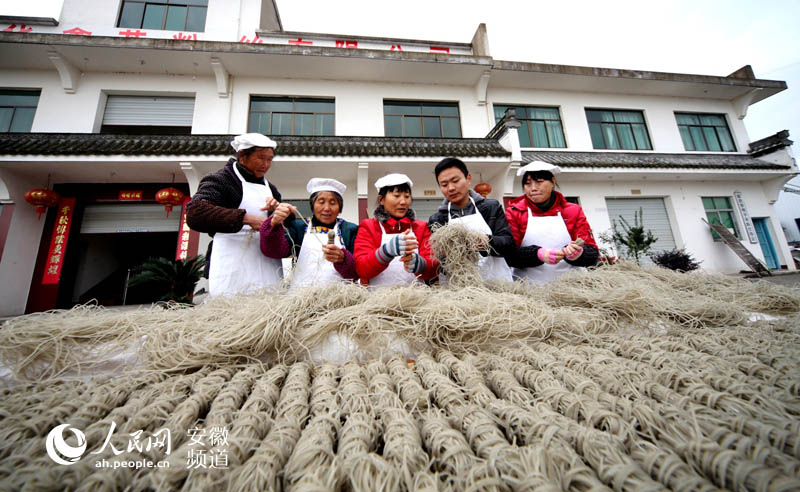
left=175, top=196, right=191, bottom=261
left=42, top=198, right=76, bottom=285
left=118, top=190, right=143, bottom=201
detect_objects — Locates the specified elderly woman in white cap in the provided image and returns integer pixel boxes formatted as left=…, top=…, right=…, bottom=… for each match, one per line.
left=186, top=133, right=283, bottom=295
left=505, top=161, right=599, bottom=284
left=354, top=173, right=438, bottom=286
left=260, top=177, right=358, bottom=289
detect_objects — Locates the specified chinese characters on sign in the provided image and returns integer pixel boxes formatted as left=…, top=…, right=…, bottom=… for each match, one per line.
left=733, top=191, right=758, bottom=244
left=118, top=190, right=143, bottom=201
left=186, top=426, right=229, bottom=469
left=176, top=196, right=192, bottom=261
left=42, top=198, right=76, bottom=285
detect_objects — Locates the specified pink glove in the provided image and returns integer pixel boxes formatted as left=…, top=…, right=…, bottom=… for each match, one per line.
left=565, top=246, right=583, bottom=261
left=537, top=248, right=562, bottom=265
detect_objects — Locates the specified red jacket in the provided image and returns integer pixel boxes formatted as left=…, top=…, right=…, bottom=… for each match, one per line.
left=354, top=217, right=438, bottom=282
left=505, top=191, right=598, bottom=249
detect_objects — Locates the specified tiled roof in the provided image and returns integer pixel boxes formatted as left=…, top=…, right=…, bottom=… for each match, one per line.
left=522, top=151, right=791, bottom=170
left=0, top=134, right=510, bottom=158
left=748, top=130, right=793, bottom=157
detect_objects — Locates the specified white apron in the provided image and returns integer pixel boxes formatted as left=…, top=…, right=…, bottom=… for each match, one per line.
left=208, top=163, right=283, bottom=296
left=370, top=222, right=418, bottom=288
left=445, top=198, right=513, bottom=283
left=513, top=207, right=575, bottom=284
left=290, top=219, right=345, bottom=290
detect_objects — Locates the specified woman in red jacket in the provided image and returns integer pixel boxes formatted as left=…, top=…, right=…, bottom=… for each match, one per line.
left=354, top=174, right=438, bottom=287
left=505, top=161, right=598, bottom=283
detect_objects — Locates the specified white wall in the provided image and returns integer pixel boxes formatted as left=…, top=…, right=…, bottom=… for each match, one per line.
left=29, top=0, right=258, bottom=41
left=488, top=88, right=746, bottom=153
left=0, top=170, right=47, bottom=316
left=230, top=76, right=490, bottom=137
left=555, top=177, right=793, bottom=273
left=776, top=175, right=800, bottom=243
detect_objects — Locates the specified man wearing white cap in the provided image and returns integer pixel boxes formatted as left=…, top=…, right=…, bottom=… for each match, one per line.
left=505, top=161, right=599, bottom=283
left=260, top=177, right=359, bottom=289
left=187, top=133, right=284, bottom=295
left=354, top=173, right=438, bottom=286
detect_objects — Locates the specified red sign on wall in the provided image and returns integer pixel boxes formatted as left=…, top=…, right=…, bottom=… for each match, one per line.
left=42, top=198, right=76, bottom=285
left=118, top=190, right=143, bottom=201
left=175, top=196, right=191, bottom=261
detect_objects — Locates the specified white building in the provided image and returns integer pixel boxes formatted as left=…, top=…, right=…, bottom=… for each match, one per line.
left=0, top=0, right=796, bottom=315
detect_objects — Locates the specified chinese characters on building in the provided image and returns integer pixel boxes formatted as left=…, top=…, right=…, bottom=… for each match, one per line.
left=42, top=198, right=76, bottom=285
left=118, top=190, right=143, bottom=201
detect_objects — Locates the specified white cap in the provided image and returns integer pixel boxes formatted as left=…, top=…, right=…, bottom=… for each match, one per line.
left=307, top=178, right=346, bottom=196
left=231, top=133, right=277, bottom=152
left=374, top=173, right=413, bottom=191
left=516, top=161, right=561, bottom=176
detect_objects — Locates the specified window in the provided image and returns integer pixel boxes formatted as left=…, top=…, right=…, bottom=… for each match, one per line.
left=586, top=109, right=652, bottom=150
left=384, top=100, right=461, bottom=138
left=118, top=0, right=208, bottom=32
left=101, top=95, right=194, bottom=135
left=494, top=105, right=565, bottom=148
left=676, top=113, right=736, bottom=152
left=702, top=196, right=740, bottom=239
left=565, top=196, right=580, bottom=205
left=249, top=97, right=334, bottom=136
left=0, top=89, right=39, bottom=132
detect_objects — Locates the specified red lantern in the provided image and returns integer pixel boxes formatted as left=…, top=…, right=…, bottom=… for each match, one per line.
left=24, top=189, right=60, bottom=220
left=155, top=187, right=185, bottom=218
left=474, top=182, right=492, bottom=198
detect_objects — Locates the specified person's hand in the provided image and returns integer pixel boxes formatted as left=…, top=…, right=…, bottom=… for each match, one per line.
left=322, top=244, right=345, bottom=264
left=270, top=203, right=297, bottom=226
left=402, top=231, right=418, bottom=255
left=537, top=248, right=564, bottom=265
left=380, top=234, right=406, bottom=258
left=261, top=197, right=279, bottom=213
left=243, top=213, right=267, bottom=230
left=401, top=252, right=426, bottom=274
left=562, top=241, right=584, bottom=261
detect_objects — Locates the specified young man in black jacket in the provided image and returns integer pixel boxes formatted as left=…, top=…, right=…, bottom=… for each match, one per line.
left=428, top=157, right=515, bottom=282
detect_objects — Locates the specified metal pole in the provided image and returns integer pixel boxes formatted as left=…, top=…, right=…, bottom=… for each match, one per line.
left=122, top=268, right=131, bottom=305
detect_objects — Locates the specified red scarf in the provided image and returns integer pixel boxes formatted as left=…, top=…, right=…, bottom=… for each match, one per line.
left=384, top=216, right=412, bottom=233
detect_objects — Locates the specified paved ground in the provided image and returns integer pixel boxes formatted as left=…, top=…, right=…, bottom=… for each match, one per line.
left=746, top=270, right=800, bottom=287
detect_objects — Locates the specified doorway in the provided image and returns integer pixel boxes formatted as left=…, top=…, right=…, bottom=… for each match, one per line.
left=753, top=218, right=779, bottom=270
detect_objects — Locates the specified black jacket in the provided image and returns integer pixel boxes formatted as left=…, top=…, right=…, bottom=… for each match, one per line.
left=427, top=190, right=515, bottom=258
left=187, top=157, right=282, bottom=235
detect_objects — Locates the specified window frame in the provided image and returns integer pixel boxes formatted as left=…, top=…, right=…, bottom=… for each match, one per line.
left=116, top=0, right=208, bottom=32
left=702, top=196, right=741, bottom=240
left=0, top=89, right=40, bottom=133
left=383, top=100, right=462, bottom=138
left=585, top=108, right=653, bottom=150
left=493, top=104, right=566, bottom=148
left=675, top=112, right=737, bottom=152
left=248, top=96, right=336, bottom=137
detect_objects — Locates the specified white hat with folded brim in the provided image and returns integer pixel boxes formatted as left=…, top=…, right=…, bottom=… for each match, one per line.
left=307, top=178, right=346, bottom=196
left=231, top=133, right=277, bottom=152
left=516, top=161, right=561, bottom=176
left=374, top=173, right=413, bottom=190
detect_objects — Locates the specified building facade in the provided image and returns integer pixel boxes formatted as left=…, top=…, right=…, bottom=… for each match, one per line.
left=0, top=0, right=796, bottom=315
